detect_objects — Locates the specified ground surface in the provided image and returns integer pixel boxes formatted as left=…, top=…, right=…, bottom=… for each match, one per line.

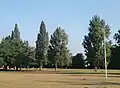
left=0, top=69, right=120, bottom=88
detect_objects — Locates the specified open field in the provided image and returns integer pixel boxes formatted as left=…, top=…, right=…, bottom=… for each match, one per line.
left=0, top=69, right=120, bottom=88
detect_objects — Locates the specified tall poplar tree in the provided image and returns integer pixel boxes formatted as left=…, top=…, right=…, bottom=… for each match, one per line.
left=35, top=21, right=49, bottom=70
left=82, top=15, right=111, bottom=70
left=49, top=27, right=71, bottom=70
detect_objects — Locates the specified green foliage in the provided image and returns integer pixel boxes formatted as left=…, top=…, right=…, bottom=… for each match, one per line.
left=0, top=36, right=15, bottom=69
left=49, top=27, right=71, bottom=70
left=82, top=15, right=111, bottom=69
left=0, top=57, right=4, bottom=67
left=13, top=24, right=20, bottom=41
left=108, top=30, right=120, bottom=69
left=47, top=45, right=54, bottom=67
left=35, top=21, right=49, bottom=70
left=106, top=41, right=112, bottom=64
left=0, top=24, right=35, bottom=70
left=14, top=41, right=31, bottom=69
left=72, top=53, right=85, bottom=68
left=114, top=30, right=120, bottom=45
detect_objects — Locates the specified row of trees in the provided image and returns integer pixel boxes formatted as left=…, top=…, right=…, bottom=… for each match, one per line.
left=0, top=21, right=73, bottom=71
left=35, top=21, right=72, bottom=70
left=0, top=15, right=120, bottom=71
left=0, top=24, right=35, bottom=70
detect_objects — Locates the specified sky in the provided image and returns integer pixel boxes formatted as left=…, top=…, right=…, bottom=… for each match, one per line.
left=0, top=0, right=120, bottom=55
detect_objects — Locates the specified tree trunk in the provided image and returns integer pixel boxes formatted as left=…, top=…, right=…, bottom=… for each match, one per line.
left=55, top=61, right=57, bottom=71
left=39, top=66, right=42, bottom=71
left=8, top=66, right=11, bottom=70
left=26, top=66, right=29, bottom=70
left=98, top=66, right=100, bottom=69
left=16, top=66, right=18, bottom=71
left=39, top=61, right=42, bottom=71
left=95, top=66, right=97, bottom=72
left=4, top=66, right=7, bottom=71
left=65, top=67, right=67, bottom=69
left=14, top=66, right=16, bottom=70
left=20, top=67, right=21, bottom=71
left=20, top=65, right=22, bottom=71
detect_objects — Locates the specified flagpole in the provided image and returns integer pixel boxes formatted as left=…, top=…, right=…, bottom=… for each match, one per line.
left=103, top=28, right=107, bottom=79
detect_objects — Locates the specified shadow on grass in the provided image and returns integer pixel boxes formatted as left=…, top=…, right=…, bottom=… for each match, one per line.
left=62, top=72, right=120, bottom=75
left=0, top=69, right=62, bottom=74
left=0, top=68, right=120, bottom=76
left=82, top=82, right=120, bottom=86
left=39, top=80, right=120, bottom=86
left=108, top=75, right=120, bottom=77
left=0, top=69, right=20, bottom=71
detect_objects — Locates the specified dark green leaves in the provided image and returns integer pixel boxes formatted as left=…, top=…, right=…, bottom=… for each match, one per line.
left=35, top=21, right=49, bottom=70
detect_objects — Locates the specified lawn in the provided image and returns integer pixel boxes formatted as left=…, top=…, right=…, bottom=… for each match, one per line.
left=0, top=69, right=120, bottom=88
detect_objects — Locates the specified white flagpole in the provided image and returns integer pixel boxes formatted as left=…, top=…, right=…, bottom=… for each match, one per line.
left=103, top=28, right=107, bottom=79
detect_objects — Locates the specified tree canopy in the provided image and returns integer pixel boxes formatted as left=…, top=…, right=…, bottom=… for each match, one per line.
left=48, top=27, right=71, bottom=70
left=82, top=15, right=111, bottom=69
left=35, top=21, right=49, bottom=70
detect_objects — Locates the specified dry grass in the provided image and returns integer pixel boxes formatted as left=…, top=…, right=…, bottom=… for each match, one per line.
left=0, top=69, right=120, bottom=88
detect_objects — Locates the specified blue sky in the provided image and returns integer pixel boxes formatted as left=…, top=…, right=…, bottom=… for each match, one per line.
left=0, top=0, right=120, bottom=55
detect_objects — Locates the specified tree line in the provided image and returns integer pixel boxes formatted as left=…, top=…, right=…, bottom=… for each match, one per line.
left=0, top=15, right=120, bottom=71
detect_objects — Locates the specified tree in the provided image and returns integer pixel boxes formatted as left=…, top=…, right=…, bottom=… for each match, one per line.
left=14, top=41, right=36, bottom=70
left=11, top=24, right=36, bottom=70
left=10, top=24, right=31, bottom=70
left=35, top=21, right=49, bottom=70
left=82, top=15, right=111, bottom=70
left=27, top=46, right=36, bottom=68
left=0, top=23, right=36, bottom=70
left=114, top=30, right=120, bottom=45
left=72, top=53, right=85, bottom=68
left=10, top=24, right=22, bottom=70
left=108, top=30, right=120, bottom=69
left=0, top=36, right=14, bottom=70
left=13, top=24, right=20, bottom=41
left=0, top=24, right=21, bottom=70
left=49, top=27, right=71, bottom=70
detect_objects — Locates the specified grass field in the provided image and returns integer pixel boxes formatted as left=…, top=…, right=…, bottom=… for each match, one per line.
left=0, top=69, right=120, bottom=88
